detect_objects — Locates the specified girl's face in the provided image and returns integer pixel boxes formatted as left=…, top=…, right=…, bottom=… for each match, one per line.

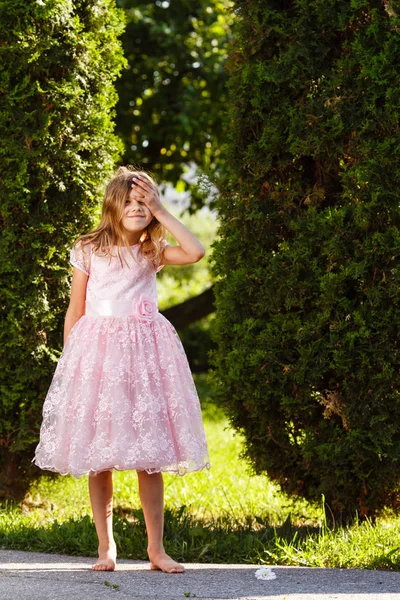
left=121, top=188, right=153, bottom=239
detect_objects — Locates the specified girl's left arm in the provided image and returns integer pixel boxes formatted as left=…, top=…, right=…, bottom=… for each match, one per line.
left=154, top=207, right=205, bottom=266
left=131, top=175, right=205, bottom=266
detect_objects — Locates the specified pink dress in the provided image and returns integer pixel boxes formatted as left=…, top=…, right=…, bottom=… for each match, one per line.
left=33, top=242, right=210, bottom=478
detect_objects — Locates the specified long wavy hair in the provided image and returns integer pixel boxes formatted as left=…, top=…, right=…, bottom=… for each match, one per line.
left=75, top=166, right=165, bottom=267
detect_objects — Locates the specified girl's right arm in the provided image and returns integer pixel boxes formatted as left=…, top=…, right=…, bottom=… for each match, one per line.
left=64, top=267, right=88, bottom=345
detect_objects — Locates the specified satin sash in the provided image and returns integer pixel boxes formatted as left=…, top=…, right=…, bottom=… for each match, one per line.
left=85, top=298, right=158, bottom=318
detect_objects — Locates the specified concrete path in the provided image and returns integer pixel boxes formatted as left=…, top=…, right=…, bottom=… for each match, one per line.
left=1, top=549, right=400, bottom=599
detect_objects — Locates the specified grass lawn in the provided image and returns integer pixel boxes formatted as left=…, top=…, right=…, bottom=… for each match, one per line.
left=1, top=374, right=400, bottom=568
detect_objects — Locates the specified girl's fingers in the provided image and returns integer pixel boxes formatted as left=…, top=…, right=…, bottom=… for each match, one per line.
left=132, top=176, right=153, bottom=194
left=132, top=187, right=159, bottom=203
left=131, top=183, right=147, bottom=194
left=130, top=186, right=146, bottom=196
left=131, top=177, right=160, bottom=207
left=131, top=185, right=154, bottom=199
left=131, top=192, right=157, bottom=203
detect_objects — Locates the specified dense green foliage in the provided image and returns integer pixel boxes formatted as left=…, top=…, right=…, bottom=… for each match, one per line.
left=0, top=0, right=125, bottom=499
left=115, top=0, right=232, bottom=208
left=212, top=0, right=400, bottom=520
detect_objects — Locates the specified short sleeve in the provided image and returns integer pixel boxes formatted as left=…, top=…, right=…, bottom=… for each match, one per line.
left=153, top=240, right=168, bottom=273
left=70, top=241, right=91, bottom=276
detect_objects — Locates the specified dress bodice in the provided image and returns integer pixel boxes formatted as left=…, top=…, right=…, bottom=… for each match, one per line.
left=70, top=242, right=162, bottom=305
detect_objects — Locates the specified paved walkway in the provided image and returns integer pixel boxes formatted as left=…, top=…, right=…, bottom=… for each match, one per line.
left=1, top=549, right=400, bottom=599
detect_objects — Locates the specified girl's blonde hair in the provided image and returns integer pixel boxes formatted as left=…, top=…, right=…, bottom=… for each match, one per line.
left=75, top=166, right=165, bottom=267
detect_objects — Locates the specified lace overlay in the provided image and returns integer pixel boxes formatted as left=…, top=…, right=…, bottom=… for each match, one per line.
left=33, top=244, right=210, bottom=477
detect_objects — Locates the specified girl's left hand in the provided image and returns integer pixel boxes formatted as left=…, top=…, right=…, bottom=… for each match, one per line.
left=131, top=175, right=164, bottom=217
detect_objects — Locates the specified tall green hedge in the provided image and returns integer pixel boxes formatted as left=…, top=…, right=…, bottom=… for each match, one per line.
left=0, top=0, right=125, bottom=499
left=212, top=0, right=400, bottom=521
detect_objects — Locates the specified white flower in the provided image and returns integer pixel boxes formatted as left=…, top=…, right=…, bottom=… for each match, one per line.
left=255, top=567, right=277, bottom=581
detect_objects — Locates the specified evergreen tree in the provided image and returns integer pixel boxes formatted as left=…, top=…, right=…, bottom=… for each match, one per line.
left=212, top=0, right=400, bottom=520
left=0, top=0, right=125, bottom=499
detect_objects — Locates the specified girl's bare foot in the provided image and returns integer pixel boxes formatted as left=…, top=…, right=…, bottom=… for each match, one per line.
left=92, top=545, right=117, bottom=571
left=149, top=550, right=184, bottom=574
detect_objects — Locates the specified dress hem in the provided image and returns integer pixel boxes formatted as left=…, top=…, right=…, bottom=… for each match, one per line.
left=32, top=460, right=211, bottom=479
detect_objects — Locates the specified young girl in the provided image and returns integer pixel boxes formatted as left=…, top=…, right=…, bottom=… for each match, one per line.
left=33, top=166, right=210, bottom=574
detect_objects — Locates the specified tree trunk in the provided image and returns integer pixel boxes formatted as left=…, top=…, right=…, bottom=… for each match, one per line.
left=160, top=285, right=215, bottom=329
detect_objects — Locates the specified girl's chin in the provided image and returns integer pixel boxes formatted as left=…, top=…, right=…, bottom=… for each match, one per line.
left=123, top=224, right=147, bottom=233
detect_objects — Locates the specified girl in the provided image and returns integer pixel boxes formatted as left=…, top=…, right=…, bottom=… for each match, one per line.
left=33, top=166, right=210, bottom=574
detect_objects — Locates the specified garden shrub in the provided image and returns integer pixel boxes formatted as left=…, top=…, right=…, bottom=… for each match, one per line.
left=212, top=0, right=400, bottom=521
left=0, top=0, right=125, bottom=499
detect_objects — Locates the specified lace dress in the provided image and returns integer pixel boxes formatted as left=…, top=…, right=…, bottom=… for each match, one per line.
left=33, top=242, right=210, bottom=478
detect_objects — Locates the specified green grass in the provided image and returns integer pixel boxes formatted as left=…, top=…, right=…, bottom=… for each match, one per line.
left=1, top=374, right=400, bottom=568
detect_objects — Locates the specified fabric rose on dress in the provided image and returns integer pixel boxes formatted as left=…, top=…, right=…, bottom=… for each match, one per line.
left=135, top=295, right=157, bottom=321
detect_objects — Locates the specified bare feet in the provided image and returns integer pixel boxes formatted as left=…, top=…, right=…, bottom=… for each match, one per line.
left=92, top=545, right=117, bottom=571
left=149, top=550, right=184, bottom=574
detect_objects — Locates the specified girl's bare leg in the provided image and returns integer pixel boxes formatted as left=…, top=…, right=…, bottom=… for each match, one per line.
left=89, top=471, right=117, bottom=571
left=137, top=470, right=184, bottom=573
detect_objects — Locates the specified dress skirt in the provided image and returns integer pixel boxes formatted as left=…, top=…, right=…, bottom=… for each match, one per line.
left=33, top=310, right=210, bottom=478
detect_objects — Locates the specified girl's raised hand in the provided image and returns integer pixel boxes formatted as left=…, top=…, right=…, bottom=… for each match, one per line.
left=131, top=175, right=164, bottom=217
left=130, top=172, right=205, bottom=266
